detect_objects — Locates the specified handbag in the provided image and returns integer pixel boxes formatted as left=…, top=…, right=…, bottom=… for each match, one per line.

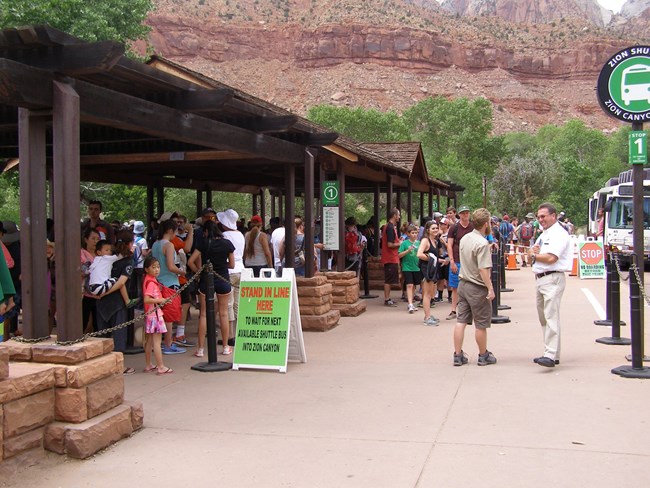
left=419, top=238, right=440, bottom=282
left=159, top=283, right=181, bottom=323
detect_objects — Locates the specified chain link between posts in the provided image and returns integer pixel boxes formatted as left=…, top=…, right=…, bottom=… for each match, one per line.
left=610, top=252, right=650, bottom=308
left=10, top=262, right=232, bottom=346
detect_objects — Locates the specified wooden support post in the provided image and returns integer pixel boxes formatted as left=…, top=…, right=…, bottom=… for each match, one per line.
left=374, top=183, right=381, bottom=257
left=260, top=189, right=266, bottom=226
left=271, top=191, right=276, bottom=218
left=337, top=161, right=346, bottom=271
left=18, top=109, right=49, bottom=340
left=304, top=149, right=315, bottom=278
left=156, top=183, right=164, bottom=218
left=386, top=176, right=394, bottom=221
left=195, top=190, right=203, bottom=218
left=205, top=188, right=212, bottom=209
left=147, top=185, right=155, bottom=230
left=53, top=81, right=82, bottom=342
left=429, top=187, right=434, bottom=216
left=252, top=193, right=259, bottom=216
left=407, top=181, right=413, bottom=224
left=284, top=167, right=295, bottom=269
left=419, top=193, right=424, bottom=221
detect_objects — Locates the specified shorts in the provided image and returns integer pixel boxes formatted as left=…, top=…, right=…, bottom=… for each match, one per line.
left=448, top=263, right=461, bottom=289
left=145, top=315, right=167, bottom=334
left=180, top=285, right=190, bottom=305
left=402, top=270, right=422, bottom=285
left=383, top=263, right=399, bottom=285
left=199, top=274, right=232, bottom=296
left=439, top=264, right=449, bottom=281
left=457, top=280, right=492, bottom=329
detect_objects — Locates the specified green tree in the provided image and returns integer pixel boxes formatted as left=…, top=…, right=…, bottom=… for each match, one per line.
left=0, top=0, right=154, bottom=52
left=307, top=106, right=409, bottom=142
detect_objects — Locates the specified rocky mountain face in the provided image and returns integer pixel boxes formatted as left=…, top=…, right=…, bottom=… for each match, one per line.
left=441, top=0, right=606, bottom=26
left=621, top=0, right=650, bottom=17
left=145, top=0, right=650, bottom=134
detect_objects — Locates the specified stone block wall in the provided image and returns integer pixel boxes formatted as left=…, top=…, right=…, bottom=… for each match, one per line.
left=323, top=271, right=367, bottom=317
left=296, top=275, right=340, bottom=331
left=364, top=256, right=401, bottom=290
left=0, top=337, right=143, bottom=476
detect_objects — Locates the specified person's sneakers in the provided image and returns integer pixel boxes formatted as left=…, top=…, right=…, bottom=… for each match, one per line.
left=433, top=297, right=443, bottom=302
left=423, top=316, right=440, bottom=327
left=126, top=297, right=141, bottom=309
left=162, top=344, right=187, bottom=355
left=413, top=294, right=422, bottom=302
left=194, top=348, right=204, bottom=358
left=446, top=311, right=457, bottom=320
left=430, top=299, right=436, bottom=308
left=447, top=296, right=452, bottom=303
left=477, top=350, right=497, bottom=366
left=453, top=350, right=469, bottom=366
left=173, top=335, right=196, bottom=347
left=384, top=299, right=397, bottom=307
left=408, top=304, right=417, bottom=314
left=401, top=295, right=408, bottom=302
left=222, top=345, right=233, bottom=355
left=534, top=356, right=557, bottom=367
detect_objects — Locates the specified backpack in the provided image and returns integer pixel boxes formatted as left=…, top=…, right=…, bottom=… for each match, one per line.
left=345, top=230, right=362, bottom=258
left=499, top=221, right=513, bottom=241
left=520, top=223, right=534, bottom=241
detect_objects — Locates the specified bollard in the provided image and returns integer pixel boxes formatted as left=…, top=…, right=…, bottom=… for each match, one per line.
left=612, top=255, right=650, bottom=378
left=595, top=255, right=626, bottom=327
left=499, top=242, right=514, bottom=293
left=491, top=249, right=510, bottom=324
left=596, top=256, right=630, bottom=345
left=359, top=249, right=378, bottom=299
left=495, top=244, right=511, bottom=311
left=123, top=308, right=144, bottom=355
left=192, top=263, right=232, bottom=372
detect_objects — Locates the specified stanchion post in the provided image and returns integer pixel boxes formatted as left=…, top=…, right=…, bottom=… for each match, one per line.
left=500, top=241, right=513, bottom=293
left=359, top=248, right=378, bottom=299
left=491, top=249, right=510, bottom=324
left=497, top=245, right=511, bottom=310
left=192, top=263, right=232, bottom=372
left=596, top=255, right=630, bottom=345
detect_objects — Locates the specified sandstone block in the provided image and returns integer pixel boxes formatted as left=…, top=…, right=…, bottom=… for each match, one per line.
left=43, top=422, right=66, bottom=454
left=63, top=404, right=134, bottom=459
left=296, top=283, right=332, bottom=297
left=0, top=447, right=45, bottom=478
left=114, top=352, right=124, bottom=374
left=86, top=373, right=124, bottom=419
left=0, top=363, right=56, bottom=404
left=32, top=341, right=93, bottom=365
left=0, top=407, right=3, bottom=459
left=122, top=400, right=144, bottom=431
left=98, top=338, right=114, bottom=355
left=322, top=271, right=357, bottom=280
left=53, top=365, right=68, bottom=387
left=296, top=275, right=327, bottom=286
left=55, top=387, right=88, bottom=423
left=65, top=353, right=118, bottom=388
left=333, top=286, right=361, bottom=304
left=0, top=341, right=33, bottom=361
left=3, top=427, right=43, bottom=459
left=3, top=389, right=55, bottom=437
left=298, top=294, right=330, bottom=307
left=327, top=277, right=359, bottom=287
left=0, top=348, right=8, bottom=381
left=301, top=310, right=340, bottom=332
left=298, top=302, right=332, bottom=316
left=331, top=300, right=367, bottom=317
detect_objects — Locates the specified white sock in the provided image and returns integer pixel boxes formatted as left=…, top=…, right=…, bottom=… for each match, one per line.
left=176, top=326, right=185, bottom=337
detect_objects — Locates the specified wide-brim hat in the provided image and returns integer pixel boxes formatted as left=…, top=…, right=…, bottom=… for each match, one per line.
left=526, top=213, right=535, bottom=219
left=158, top=211, right=174, bottom=224
left=133, top=220, right=146, bottom=234
left=1, top=221, right=20, bottom=244
left=217, top=209, right=239, bottom=230
left=458, top=205, right=470, bottom=213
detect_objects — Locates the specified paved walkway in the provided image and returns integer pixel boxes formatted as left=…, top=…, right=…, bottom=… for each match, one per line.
left=4, top=269, right=650, bottom=487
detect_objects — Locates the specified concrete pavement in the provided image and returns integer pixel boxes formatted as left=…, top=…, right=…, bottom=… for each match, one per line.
left=3, top=269, right=650, bottom=487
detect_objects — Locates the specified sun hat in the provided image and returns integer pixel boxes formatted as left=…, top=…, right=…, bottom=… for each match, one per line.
left=157, top=211, right=174, bottom=224
left=526, top=213, right=535, bottom=219
left=1, top=221, right=20, bottom=244
left=133, top=221, right=146, bottom=234
left=458, top=205, right=470, bottom=213
left=217, top=209, right=239, bottom=230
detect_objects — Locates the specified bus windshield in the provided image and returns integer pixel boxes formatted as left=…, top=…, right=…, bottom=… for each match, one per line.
left=608, top=197, right=650, bottom=230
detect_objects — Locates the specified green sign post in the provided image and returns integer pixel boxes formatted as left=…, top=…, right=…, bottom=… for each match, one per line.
left=322, top=181, right=340, bottom=206
left=233, top=281, right=291, bottom=370
left=629, top=131, right=647, bottom=165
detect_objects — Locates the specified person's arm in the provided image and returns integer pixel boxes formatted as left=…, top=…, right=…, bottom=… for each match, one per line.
left=386, top=225, right=401, bottom=249
left=260, top=233, right=273, bottom=267
left=416, top=239, right=430, bottom=261
left=478, top=267, right=495, bottom=301
left=398, top=242, right=411, bottom=259
left=228, top=252, right=235, bottom=269
left=99, top=274, right=128, bottom=298
left=187, top=249, right=202, bottom=273
left=183, top=224, right=194, bottom=253
left=447, top=234, right=457, bottom=272
left=278, top=237, right=285, bottom=262
left=164, top=241, right=184, bottom=276
left=2, top=242, right=14, bottom=269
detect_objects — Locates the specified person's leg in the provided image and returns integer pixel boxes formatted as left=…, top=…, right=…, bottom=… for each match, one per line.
left=197, top=293, right=206, bottom=352
left=406, top=282, right=414, bottom=307
left=475, top=327, right=487, bottom=355
left=217, top=293, right=231, bottom=353
left=153, top=333, right=165, bottom=369
left=453, top=323, right=467, bottom=354
left=540, top=274, right=566, bottom=360
left=229, top=273, right=241, bottom=346
left=144, top=333, right=152, bottom=368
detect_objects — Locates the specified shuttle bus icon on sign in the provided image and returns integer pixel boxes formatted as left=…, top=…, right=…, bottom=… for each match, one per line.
left=621, top=64, right=650, bottom=106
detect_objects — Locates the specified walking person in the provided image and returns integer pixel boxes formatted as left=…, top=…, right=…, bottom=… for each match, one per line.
left=446, top=205, right=473, bottom=321
left=452, top=208, right=496, bottom=367
left=381, top=208, right=402, bottom=306
left=398, top=224, right=421, bottom=314
left=529, top=203, right=573, bottom=368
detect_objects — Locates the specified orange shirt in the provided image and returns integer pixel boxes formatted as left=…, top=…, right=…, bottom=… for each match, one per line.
left=170, top=236, right=188, bottom=285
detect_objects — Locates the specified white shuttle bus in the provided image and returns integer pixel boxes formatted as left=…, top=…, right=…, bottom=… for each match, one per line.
left=588, top=169, right=650, bottom=264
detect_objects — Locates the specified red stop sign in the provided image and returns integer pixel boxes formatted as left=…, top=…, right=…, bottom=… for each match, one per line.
left=580, top=242, right=603, bottom=265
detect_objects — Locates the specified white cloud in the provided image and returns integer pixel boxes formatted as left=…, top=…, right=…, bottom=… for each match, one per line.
left=597, top=0, right=626, bottom=13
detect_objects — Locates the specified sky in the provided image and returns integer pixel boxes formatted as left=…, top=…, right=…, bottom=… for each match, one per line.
left=597, top=0, right=626, bottom=13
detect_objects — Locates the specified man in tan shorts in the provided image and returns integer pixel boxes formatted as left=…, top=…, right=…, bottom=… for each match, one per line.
left=453, top=208, right=496, bottom=366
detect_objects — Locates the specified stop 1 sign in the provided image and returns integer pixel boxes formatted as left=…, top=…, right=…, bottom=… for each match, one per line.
left=580, top=242, right=604, bottom=265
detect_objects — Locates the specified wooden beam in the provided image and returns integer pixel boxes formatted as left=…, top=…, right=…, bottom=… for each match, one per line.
left=174, top=88, right=233, bottom=112
left=80, top=150, right=255, bottom=165
left=244, top=115, right=297, bottom=133
left=323, top=144, right=358, bottom=162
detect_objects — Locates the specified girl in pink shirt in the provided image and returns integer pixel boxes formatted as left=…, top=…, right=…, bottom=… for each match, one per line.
left=142, top=256, right=173, bottom=375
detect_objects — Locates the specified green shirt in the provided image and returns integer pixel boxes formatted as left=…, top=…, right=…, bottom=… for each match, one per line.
left=399, top=239, right=420, bottom=272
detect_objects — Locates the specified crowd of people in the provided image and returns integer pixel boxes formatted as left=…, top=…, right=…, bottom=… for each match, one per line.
left=1, top=199, right=574, bottom=371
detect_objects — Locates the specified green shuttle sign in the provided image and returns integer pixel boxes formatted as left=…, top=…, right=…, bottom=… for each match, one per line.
left=598, top=46, right=650, bottom=123
left=629, top=131, right=648, bottom=165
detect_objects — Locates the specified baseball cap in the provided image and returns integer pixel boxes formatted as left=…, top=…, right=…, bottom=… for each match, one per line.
left=201, top=207, right=216, bottom=216
left=458, top=205, right=470, bottom=213
left=251, top=215, right=263, bottom=224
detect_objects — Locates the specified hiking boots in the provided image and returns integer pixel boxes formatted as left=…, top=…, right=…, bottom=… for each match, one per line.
left=477, top=350, right=497, bottom=366
left=453, top=350, right=469, bottom=366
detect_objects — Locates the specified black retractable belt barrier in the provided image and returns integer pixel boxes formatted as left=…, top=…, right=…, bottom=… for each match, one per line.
left=596, top=256, right=630, bottom=345
left=491, top=249, right=510, bottom=324
left=595, top=256, right=626, bottom=327
left=500, top=242, right=514, bottom=293
left=612, top=255, right=650, bottom=378
left=192, top=263, right=232, bottom=372
left=359, top=249, right=378, bottom=299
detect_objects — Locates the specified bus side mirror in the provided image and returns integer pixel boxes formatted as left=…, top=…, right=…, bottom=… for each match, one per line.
left=603, top=201, right=612, bottom=213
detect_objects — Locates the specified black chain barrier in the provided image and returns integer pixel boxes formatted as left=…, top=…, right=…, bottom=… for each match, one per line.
left=10, top=263, right=231, bottom=347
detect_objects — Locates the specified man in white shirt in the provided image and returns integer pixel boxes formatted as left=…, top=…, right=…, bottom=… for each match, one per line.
left=270, top=217, right=285, bottom=276
left=529, top=203, right=573, bottom=368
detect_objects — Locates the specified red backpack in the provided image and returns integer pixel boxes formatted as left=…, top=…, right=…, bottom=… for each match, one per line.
left=345, top=230, right=361, bottom=257
left=520, top=223, right=534, bottom=240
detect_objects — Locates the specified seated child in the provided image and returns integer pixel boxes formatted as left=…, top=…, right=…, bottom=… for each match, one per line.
left=88, top=240, right=138, bottom=308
